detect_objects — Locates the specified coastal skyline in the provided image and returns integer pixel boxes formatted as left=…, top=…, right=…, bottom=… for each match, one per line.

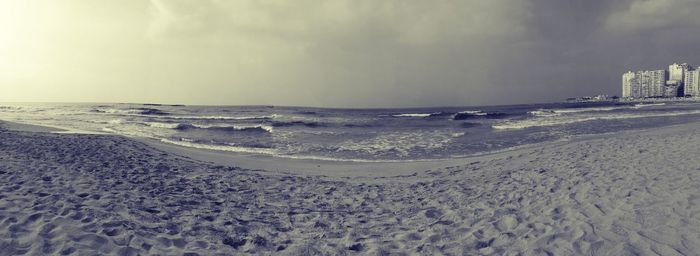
left=3, top=1, right=700, bottom=107
left=622, top=62, right=700, bottom=99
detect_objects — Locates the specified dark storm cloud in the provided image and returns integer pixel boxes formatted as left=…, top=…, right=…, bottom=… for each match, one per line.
left=487, top=1, right=632, bottom=100
left=603, top=0, right=700, bottom=72
left=491, top=0, right=700, bottom=102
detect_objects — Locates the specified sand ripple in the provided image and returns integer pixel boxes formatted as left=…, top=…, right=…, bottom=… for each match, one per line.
left=1, top=124, right=700, bottom=254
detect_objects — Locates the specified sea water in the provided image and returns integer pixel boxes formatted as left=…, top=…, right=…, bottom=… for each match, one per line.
left=1, top=101, right=700, bottom=161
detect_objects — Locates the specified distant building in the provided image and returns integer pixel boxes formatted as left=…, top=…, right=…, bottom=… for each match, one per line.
left=623, top=69, right=666, bottom=98
left=649, top=70, right=666, bottom=97
left=621, top=63, right=696, bottom=99
left=636, top=70, right=650, bottom=98
left=669, top=63, right=690, bottom=82
left=669, top=63, right=691, bottom=95
left=665, top=81, right=681, bottom=97
left=684, top=69, right=699, bottom=96
left=622, top=71, right=635, bottom=98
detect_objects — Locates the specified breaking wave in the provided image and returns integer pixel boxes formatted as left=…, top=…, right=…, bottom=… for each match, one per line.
left=0, top=106, right=23, bottom=111
left=453, top=110, right=507, bottom=120
left=528, top=106, right=631, bottom=117
left=632, top=103, right=666, bottom=108
left=145, top=122, right=273, bottom=133
left=92, top=107, right=170, bottom=116
left=494, top=109, right=700, bottom=130
left=160, top=139, right=276, bottom=155
left=157, top=114, right=278, bottom=121
left=387, top=111, right=496, bottom=119
left=271, top=121, right=326, bottom=128
left=390, top=112, right=442, bottom=118
left=92, top=107, right=276, bottom=120
left=527, top=103, right=668, bottom=117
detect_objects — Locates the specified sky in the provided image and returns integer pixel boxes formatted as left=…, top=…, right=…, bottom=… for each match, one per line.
left=1, top=0, right=700, bottom=107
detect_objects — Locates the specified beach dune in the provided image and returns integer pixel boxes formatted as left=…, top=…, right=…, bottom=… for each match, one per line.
left=1, top=121, right=700, bottom=255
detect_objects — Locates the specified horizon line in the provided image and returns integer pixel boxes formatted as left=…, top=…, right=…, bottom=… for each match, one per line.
left=0, top=98, right=605, bottom=110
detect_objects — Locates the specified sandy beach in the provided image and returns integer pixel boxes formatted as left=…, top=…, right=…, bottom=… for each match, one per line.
left=4, top=0, right=700, bottom=254
left=1, top=120, right=700, bottom=255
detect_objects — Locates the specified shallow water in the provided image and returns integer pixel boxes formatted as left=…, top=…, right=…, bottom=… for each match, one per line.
left=2, top=101, right=700, bottom=161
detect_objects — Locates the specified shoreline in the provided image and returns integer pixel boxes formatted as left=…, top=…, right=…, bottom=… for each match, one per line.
left=3, top=119, right=700, bottom=254
left=0, top=119, right=652, bottom=178
left=142, top=119, right=700, bottom=179
left=0, top=120, right=67, bottom=133
left=0, top=119, right=107, bottom=135
left=1, top=118, right=697, bottom=178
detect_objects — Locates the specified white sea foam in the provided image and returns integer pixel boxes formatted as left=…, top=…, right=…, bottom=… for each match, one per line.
left=457, top=110, right=487, bottom=116
left=0, top=106, right=24, bottom=112
left=107, top=119, right=125, bottom=125
left=527, top=110, right=559, bottom=117
left=451, top=132, right=466, bottom=138
left=98, top=108, right=142, bottom=115
left=335, top=130, right=454, bottom=157
left=552, top=106, right=628, bottom=113
left=0, top=105, right=48, bottom=113
left=192, top=123, right=273, bottom=132
left=101, top=127, right=118, bottom=133
left=157, top=114, right=278, bottom=120
left=94, top=107, right=279, bottom=120
left=391, top=113, right=438, bottom=118
left=145, top=122, right=181, bottom=129
left=632, top=102, right=666, bottom=108
left=145, top=122, right=274, bottom=133
left=160, top=138, right=277, bottom=155
left=528, top=106, right=631, bottom=117
left=163, top=134, right=429, bottom=163
left=494, top=109, right=700, bottom=129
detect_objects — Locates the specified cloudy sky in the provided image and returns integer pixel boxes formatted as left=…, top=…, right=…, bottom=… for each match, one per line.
left=1, top=0, right=699, bottom=107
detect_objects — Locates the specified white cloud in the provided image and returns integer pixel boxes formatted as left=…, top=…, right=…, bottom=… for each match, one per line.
left=606, top=0, right=700, bottom=32
left=1, top=0, right=540, bottom=107
left=142, top=0, right=535, bottom=106
left=147, top=0, right=530, bottom=45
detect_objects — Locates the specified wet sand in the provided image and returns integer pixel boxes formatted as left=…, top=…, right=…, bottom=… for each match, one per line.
left=1, top=120, right=700, bottom=255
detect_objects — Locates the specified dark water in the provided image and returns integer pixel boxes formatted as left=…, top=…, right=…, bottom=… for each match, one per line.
left=2, top=101, right=700, bottom=161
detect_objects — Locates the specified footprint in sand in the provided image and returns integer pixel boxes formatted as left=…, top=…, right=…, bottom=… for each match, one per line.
left=494, top=215, right=518, bottom=232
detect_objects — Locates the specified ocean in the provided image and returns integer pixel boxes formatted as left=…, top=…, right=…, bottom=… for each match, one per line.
left=1, top=101, right=700, bottom=161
